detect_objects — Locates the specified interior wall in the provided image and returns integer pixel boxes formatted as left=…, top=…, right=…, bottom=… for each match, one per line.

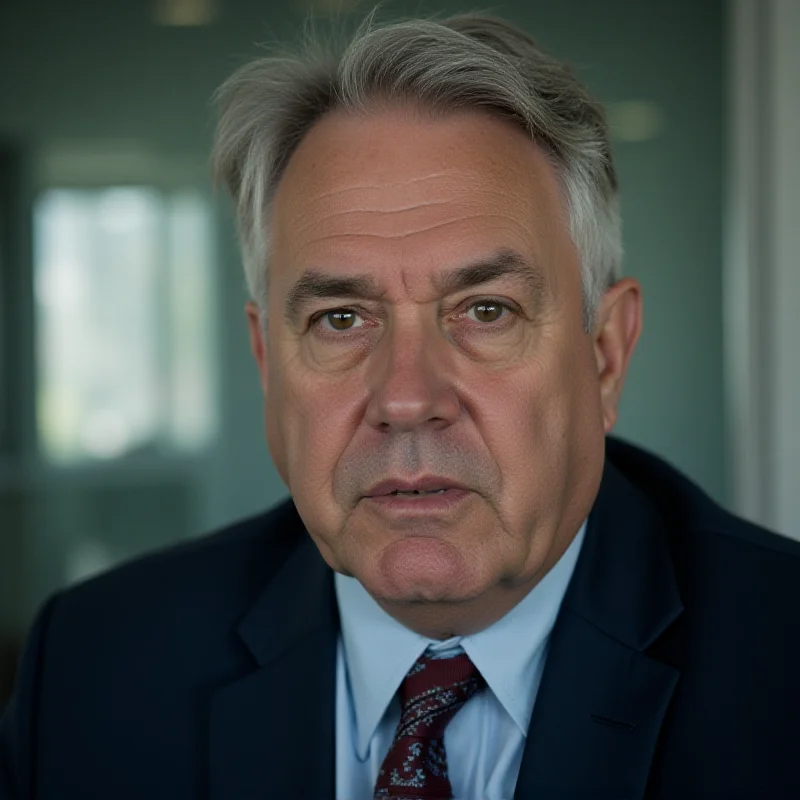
left=0, top=0, right=726, bottom=635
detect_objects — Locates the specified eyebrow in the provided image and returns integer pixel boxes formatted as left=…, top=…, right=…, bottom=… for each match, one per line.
left=435, top=248, right=546, bottom=298
left=284, top=248, right=545, bottom=322
left=285, top=272, right=384, bottom=322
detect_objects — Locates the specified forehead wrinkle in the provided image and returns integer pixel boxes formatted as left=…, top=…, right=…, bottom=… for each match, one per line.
left=296, top=169, right=520, bottom=218
left=308, top=171, right=462, bottom=202
left=305, top=178, right=521, bottom=211
left=301, top=186, right=473, bottom=220
left=290, top=196, right=465, bottom=247
left=307, top=201, right=458, bottom=217
left=294, top=213, right=532, bottom=249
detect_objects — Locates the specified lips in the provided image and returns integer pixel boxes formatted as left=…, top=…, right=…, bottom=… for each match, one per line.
left=366, top=477, right=468, bottom=498
left=362, top=477, right=472, bottom=516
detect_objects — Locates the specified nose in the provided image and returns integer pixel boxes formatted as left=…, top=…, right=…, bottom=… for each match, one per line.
left=364, top=323, right=461, bottom=433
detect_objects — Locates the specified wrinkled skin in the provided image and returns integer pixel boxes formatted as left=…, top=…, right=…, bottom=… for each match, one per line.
left=246, top=107, right=641, bottom=637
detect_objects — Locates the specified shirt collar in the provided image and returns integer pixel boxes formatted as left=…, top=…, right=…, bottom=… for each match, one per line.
left=334, top=521, right=586, bottom=758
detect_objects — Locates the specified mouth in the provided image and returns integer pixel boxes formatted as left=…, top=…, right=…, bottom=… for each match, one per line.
left=385, top=488, right=449, bottom=497
left=365, top=478, right=469, bottom=498
left=363, top=479, right=472, bottom=514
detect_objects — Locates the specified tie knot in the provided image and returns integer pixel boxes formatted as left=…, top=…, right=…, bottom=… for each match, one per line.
left=397, top=652, right=485, bottom=741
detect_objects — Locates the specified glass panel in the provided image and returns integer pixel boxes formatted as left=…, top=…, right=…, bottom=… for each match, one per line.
left=33, top=187, right=216, bottom=463
left=166, top=192, right=217, bottom=451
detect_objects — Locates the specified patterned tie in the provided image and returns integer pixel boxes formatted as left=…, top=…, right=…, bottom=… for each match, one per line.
left=374, top=651, right=486, bottom=799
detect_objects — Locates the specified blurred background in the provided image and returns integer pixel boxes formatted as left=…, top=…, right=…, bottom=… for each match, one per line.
left=0, top=0, right=798, bottom=707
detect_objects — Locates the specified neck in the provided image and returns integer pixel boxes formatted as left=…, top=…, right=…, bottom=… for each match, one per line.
left=372, top=521, right=583, bottom=638
left=375, top=583, right=538, bottom=639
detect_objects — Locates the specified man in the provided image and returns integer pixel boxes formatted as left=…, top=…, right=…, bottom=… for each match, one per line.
left=2, top=10, right=799, bottom=800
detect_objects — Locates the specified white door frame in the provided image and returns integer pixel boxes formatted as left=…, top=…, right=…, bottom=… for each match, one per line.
left=726, top=0, right=800, bottom=536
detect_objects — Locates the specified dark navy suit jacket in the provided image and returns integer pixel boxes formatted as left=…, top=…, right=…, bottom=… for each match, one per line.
left=2, top=438, right=800, bottom=799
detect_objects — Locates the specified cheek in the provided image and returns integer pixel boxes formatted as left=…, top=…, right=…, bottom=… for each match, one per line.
left=273, top=368, right=362, bottom=515
left=264, top=363, right=287, bottom=483
left=482, top=375, right=567, bottom=497
left=473, top=339, right=602, bottom=524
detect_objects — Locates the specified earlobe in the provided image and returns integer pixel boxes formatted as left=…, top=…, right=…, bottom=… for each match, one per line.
left=245, top=301, right=269, bottom=396
left=592, top=278, right=643, bottom=432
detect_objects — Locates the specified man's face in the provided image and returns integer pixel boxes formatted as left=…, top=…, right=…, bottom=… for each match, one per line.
left=248, top=107, right=639, bottom=624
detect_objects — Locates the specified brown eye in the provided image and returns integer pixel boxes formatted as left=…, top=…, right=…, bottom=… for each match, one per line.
left=323, top=309, right=362, bottom=331
left=467, top=301, right=506, bottom=323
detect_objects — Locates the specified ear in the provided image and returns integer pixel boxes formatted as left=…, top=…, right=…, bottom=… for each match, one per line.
left=592, top=278, right=642, bottom=433
left=245, top=301, right=269, bottom=396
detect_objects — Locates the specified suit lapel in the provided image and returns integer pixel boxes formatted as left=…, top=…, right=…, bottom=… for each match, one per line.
left=205, top=451, right=683, bottom=799
left=209, top=527, right=338, bottom=800
left=515, top=460, right=683, bottom=800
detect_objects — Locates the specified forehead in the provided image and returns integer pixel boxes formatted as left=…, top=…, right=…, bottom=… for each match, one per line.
left=270, top=106, right=574, bottom=288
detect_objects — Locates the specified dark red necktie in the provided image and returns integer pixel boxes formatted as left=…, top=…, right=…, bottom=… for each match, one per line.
left=374, top=651, right=486, bottom=799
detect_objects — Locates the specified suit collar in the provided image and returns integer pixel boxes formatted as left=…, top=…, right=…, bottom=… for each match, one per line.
left=206, top=452, right=685, bottom=800
left=335, top=521, right=588, bottom=757
left=236, top=527, right=338, bottom=666
left=514, top=458, right=684, bottom=799
left=209, top=513, right=339, bottom=800
left=563, top=458, right=683, bottom=650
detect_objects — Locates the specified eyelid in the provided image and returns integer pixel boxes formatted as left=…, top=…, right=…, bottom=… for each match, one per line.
left=458, top=296, right=519, bottom=317
left=309, top=306, right=369, bottom=334
left=307, top=297, right=517, bottom=332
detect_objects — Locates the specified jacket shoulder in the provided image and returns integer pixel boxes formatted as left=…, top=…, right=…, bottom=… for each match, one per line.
left=0, top=500, right=307, bottom=797
left=607, top=436, right=800, bottom=553
left=46, top=498, right=306, bottom=653
left=606, top=436, right=800, bottom=603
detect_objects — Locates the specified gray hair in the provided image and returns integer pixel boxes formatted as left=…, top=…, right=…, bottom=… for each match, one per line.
left=212, top=10, right=621, bottom=330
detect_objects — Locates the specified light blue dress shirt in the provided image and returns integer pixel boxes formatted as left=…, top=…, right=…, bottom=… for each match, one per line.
left=334, top=522, right=586, bottom=800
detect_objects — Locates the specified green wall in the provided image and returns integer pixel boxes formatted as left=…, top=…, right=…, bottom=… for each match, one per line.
left=0, top=0, right=725, bottom=636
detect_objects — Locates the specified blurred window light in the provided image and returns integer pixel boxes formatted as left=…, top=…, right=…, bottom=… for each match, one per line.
left=33, top=187, right=217, bottom=464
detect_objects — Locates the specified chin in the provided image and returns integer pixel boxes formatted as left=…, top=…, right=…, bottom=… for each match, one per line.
left=370, top=536, right=478, bottom=603
left=373, top=578, right=467, bottom=605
